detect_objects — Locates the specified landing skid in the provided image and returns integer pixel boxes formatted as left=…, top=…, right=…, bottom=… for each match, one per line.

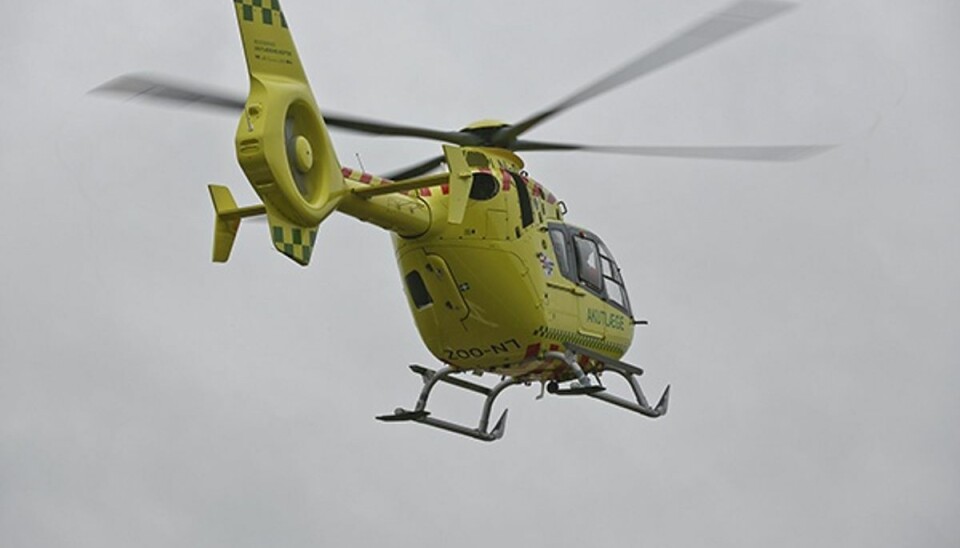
left=376, top=345, right=669, bottom=442
left=376, top=366, right=519, bottom=442
left=557, top=343, right=670, bottom=419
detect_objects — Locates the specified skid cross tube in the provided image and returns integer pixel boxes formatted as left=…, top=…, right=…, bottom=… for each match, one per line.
left=376, top=365, right=522, bottom=442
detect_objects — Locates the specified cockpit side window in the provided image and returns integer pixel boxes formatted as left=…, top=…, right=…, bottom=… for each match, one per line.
left=573, top=235, right=603, bottom=292
left=549, top=228, right=573, bottom=280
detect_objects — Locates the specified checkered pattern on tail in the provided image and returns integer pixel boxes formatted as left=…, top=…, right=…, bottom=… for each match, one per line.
left=271, top=225, right=317, bottom=265
left=234, top=0, right=288, bottom=28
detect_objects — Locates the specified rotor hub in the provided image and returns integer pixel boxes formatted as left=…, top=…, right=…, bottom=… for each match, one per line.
left=459, top=120, right=516, bottom=148
left=294, top=135, right=314, bottom=173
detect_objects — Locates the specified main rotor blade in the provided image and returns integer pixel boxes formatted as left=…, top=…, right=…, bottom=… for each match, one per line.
left=383, top=155, right=446, bottom=180
left=514, top=140, right=834, bottom=161
left=319, top=114, right=479, bottom=145
left=505, top=1, right=795, bottom=141
left=93, top=73, right=476, bottom=145
left=91, top=74, right=247, bottom=111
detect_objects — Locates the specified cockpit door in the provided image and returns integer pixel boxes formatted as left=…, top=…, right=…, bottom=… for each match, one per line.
left=548, top=224, right=635, bottom=340
left=571, top=233, right=607, bottom=338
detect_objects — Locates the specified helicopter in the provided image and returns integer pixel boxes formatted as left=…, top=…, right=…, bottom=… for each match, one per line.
left=95, top=0, right=831, bottom=441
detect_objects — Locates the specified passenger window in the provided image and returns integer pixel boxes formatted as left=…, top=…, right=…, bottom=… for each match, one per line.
left=405, top=270, right=433, bottom=309
left=549, top=229, right=572, bottom=279
left=574, top=236, right=602, bottom=291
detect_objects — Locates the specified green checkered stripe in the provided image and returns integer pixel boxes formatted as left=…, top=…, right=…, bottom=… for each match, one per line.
left=272, top=225, right=317, bottom=264
left=235, top=0, right=287, bottom=28
left=533, top=326, right=627, bottom=355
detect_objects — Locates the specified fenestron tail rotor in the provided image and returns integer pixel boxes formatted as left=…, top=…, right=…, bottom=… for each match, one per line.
left=231, top=0, right=346, bottom=266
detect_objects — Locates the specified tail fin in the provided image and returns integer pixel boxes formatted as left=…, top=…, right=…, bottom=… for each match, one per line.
left=231, top=0, right=344, bottom=265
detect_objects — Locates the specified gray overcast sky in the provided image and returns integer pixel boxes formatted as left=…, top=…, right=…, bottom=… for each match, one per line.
left=2, top=1, right=958, bottom=547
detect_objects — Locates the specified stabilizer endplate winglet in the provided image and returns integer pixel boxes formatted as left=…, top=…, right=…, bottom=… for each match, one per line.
left=208, top=184, right=267, bottom=263
left=209, top=184, right=241, bottom=263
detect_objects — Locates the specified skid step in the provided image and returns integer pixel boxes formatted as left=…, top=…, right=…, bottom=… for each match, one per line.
left=548, top=383, right=606, bottom=396
left=376, top=409, right=430, bottom=422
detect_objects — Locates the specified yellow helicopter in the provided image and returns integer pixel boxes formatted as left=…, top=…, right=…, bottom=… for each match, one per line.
left=96, top=0, right=830, bottom=441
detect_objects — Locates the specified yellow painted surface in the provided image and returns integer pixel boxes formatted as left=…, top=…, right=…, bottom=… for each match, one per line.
left=231, top=0, right=344, bottom=265
left=220, top=2, right=636, bottom=378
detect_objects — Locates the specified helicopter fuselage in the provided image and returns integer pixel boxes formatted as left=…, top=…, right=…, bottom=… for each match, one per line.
left=342, top=147, right=635, bottom=382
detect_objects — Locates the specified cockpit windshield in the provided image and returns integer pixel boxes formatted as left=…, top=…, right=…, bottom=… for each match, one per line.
left=548, top=223, right=632, bottom=315
left=598, top=241, right=630, bottom=312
